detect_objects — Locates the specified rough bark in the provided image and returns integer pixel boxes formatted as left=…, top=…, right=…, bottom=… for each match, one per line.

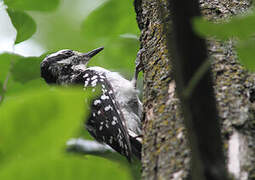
left=134, top=0, right=255, bottom=179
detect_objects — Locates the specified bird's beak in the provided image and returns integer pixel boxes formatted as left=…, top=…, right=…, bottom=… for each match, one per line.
left=83, top=47, right=104, bottom=58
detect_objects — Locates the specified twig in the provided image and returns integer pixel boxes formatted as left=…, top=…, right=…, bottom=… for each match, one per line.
left=66, top=138, right=115, bottom=155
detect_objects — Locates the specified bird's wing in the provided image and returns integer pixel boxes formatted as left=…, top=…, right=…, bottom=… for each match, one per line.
left=71, top=69, right=132, bottom=161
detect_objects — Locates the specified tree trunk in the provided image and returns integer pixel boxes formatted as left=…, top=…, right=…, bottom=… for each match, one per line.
left=134, top=0, right=255, bottom=179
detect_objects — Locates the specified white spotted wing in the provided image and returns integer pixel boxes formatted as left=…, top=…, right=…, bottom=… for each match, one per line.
left=71, top=69, right=132, bottom=160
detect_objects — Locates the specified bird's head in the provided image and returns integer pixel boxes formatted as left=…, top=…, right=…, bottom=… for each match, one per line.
left=40, top=47, right=104, bottom=84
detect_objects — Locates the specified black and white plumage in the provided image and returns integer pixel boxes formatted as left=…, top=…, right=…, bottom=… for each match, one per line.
left=40, top=47, right=142, bottom=161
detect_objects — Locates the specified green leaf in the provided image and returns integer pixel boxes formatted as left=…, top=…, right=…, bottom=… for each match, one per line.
left=4, top=0, right=60, bottom=12
left=81, top=0, right=139, bottom=40
left=0, top=155, right=132, bottom=180
left=0, top=53, right=20, bottom=82
left=193, top=13, right=255, bottom=40
left=7, top=9, right=36, bottom=44
left=236, top=40, right=255, bottom=71
left=0, top=53, right=43, bottom=95
left=11, top=56, right=42, bottom=83
left=0, top=87, right=92, bottom=162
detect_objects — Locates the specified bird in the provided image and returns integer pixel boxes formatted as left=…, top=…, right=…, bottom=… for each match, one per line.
left=40, top=47, right=142, bottom=161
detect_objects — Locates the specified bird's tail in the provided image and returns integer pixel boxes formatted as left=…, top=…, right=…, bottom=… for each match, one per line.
left=129, top=135, right=142, bottom=160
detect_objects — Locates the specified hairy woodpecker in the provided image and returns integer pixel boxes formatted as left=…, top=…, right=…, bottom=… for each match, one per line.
left=40, top=47, right=142, bottom=161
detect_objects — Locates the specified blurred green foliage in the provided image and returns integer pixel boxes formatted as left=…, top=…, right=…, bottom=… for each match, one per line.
left=0, top=87, right=132, bottom=180
left=193, top=10, right=255, bottom=71
left=0, top=0, right=139, bottom=179
left=0, top=88, right=90, bottom=160
left=0, top=155, right=131, bottom=180
left=29, top=0, right=139, bottom=71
